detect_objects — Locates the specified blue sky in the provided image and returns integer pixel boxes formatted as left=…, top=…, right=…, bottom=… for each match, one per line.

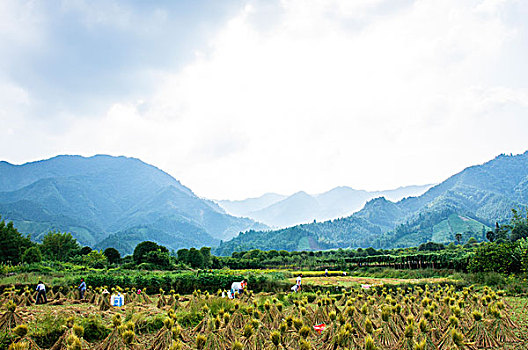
left=1, top=0, right=528, bottom=199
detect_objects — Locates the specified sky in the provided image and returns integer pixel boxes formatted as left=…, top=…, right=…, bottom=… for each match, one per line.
left=1, top=0, right=528, bottom=200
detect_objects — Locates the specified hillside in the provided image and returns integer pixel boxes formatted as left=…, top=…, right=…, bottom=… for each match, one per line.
left=215, top=152, right=528, bottom=255
left=217, top=184, right=433, bottom=228
left=0, top=155, right=266, bottom=254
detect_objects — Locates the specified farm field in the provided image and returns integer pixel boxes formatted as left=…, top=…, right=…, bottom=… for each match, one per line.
left=2, top=273, right=527, bottom=349
left=288, top=275, right=458, bottom=289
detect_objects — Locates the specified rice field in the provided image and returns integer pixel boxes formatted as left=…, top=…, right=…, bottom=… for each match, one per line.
left=1, top=276, right=528, bottom=349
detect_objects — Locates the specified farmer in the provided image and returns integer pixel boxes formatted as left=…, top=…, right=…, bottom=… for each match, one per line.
left=325, top=269, right=328, bottom=277
left=296, top=274, right=302, bottom=292
left=78, top=278, right=87, bottom=299
left=230, top=280, right=246, bottom=298
left=35, top=281, right=47, bottom=304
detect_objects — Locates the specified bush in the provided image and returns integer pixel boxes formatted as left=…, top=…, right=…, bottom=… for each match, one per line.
left=468, top=242, right=521, bottom=274
left=469, top=272, right=506, bottom=287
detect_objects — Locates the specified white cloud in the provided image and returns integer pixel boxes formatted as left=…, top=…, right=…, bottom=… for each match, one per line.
left=2, top=0, right=528, bottom=199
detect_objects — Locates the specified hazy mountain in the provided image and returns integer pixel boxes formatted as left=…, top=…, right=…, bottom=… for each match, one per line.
left=217, top=193, right=287, bottom=217
left=215, top=152, right=528, bottom=255
left=0, top=155, right=266, bottom=254
left=216, top=184, right=433, bottom=228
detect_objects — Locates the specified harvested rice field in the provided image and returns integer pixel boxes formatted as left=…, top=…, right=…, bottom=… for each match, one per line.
left=2, top=279, right=528, bottom=349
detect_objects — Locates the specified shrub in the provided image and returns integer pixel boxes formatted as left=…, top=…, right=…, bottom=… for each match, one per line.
left=468, top=242, right=521, bottom=274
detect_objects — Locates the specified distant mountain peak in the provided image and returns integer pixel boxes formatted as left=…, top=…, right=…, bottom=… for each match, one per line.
left=0, top=154, right=265, bottom=254
left=215, top=151, right=528, bottom=255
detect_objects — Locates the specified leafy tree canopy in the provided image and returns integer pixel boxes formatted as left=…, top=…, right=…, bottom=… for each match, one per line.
left=22, top=246, right=42, bottom=264
left=41, top=231, right=80, bottom=261
left=103, top=247, right=121, bottom=264
left=0, top=218, right=32, bottom=264
left=133, top=241, right=168, bottom=264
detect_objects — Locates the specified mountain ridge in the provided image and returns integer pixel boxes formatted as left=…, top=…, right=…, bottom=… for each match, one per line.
left=0, top=155, right=266, bottom=254
left=215, top=152, right=528, bottom=255
left=217, top=184, right=433, bottom=228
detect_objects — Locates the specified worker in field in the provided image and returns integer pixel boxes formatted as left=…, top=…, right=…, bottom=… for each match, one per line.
left=35, top=280, right=47, bottom=304
left=78, top=278, right=87, bottom=299
left=296, top=273, right=302, bottom=292
left=325, top=268, right=328, bottom=277
left=230, top=280, right=246, bottom=298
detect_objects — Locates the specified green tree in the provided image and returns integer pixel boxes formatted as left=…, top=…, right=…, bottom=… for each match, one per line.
left=41, top=231, right=80, bottom=261
left=83, top=250, right=107, bottom=268
left=200, top=247, right=212, bottom=268
left=468, top=242, right=521, bottom=274
left=177, top=248, right=190, bottom=263
left=465, top=237, right=478, bottom=247
left=80, top=246, right=92, bottom=255
left=133, top=241, right=168, bottom=264
left=22, top=246, right=42, bottom=264
left=188, top=248, right=204, bottom=269
left=494, top=222, right=511, bottom=242
left=0, top=218, right=32, bottom=264
left=103, top=247, right=121, bottom=264
left=145, top=250, right=171, bottom=269
left=486, top=230, right=495, bottom=242
left=510, top=208, right=528, bottom=241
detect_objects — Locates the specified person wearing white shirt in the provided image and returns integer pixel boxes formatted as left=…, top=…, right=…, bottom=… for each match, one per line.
left=36, top=281, right=47, bottom=304
left=296, top=274, right=302, bottom=292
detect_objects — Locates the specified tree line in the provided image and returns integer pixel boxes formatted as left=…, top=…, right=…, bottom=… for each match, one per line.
left=1, top=207, right=527, bottom=274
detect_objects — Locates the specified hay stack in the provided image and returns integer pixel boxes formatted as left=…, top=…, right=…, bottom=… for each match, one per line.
left=0, top=301, right=23, bottom=331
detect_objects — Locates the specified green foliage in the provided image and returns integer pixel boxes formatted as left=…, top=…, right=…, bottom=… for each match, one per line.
left=134, top=313, right=165, bottom=334
left=175, top=303, right=204, bottom=328
left=80, top=315, right=110, bottom=342
left=418, top=242, right=446, bottom=251
left=510, top=208, right=528, bottom=241
left=0, top=331, right=14, bottom=350
left=103, top=247, right=121, bottom=264
left=30, top=313, right=66, bottom=348
left=80, top=246, right=92, bottom=255
left=187, top=248, right=204, bottom=268
left=82, top=250, right=107, bottom=268
left=468, top=242, right=521, bottom=274
left=0, top=218, right=32, bottom=264
left=21, top=246, right=42, bottom=264
left=133, top=241, right=169, bottom=264
left=41, top=231, right=80, bottom=261
left=200, top=247, right=212, bottom=268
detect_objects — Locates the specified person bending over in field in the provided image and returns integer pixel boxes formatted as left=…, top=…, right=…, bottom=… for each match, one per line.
left=296, top=274, right=302, bottom=292
left=36, top=281, right=47, bottom=304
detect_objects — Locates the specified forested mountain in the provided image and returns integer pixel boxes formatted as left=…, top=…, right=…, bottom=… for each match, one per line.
left=215, top=152, right=528, bottom=255
left=0, top=155, right=265, bottom=254
left=217, top=184, right=432, bottom=228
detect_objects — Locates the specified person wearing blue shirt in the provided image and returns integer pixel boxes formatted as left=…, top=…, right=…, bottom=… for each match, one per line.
left=78, top=278, right=87, bottom=299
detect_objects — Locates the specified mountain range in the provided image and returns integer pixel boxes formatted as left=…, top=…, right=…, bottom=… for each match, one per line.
left=215, top=152, right=528, bottom=255
left=217, top=185, right=433, bottom=228
left=0, top=155, right=266, bottom=254
left=2, top=151, right=527, bottom=256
